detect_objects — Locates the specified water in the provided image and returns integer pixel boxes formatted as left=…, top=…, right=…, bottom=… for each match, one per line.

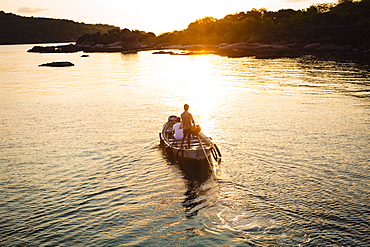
left=1, top=44, right=369, bottom=246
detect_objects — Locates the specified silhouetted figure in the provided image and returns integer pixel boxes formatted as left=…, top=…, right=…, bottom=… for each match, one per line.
left=181, top=104, right=195, bottom=149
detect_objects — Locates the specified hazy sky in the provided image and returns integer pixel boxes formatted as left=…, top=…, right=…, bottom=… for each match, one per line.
left=1, top=0, right=337, bottom=34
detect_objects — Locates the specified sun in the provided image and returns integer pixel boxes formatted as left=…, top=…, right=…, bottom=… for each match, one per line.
left=159, top=54, right=225, bottom=134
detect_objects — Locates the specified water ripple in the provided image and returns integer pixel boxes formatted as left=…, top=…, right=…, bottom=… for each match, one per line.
left=1, top=47, right=369, bottom=246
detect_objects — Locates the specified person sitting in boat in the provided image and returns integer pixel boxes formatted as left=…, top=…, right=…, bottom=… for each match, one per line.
left=181, top=104, right=195, bottom=149
left=173, top=117, right=183, bottom=140
left=191, top=124, right=201, bottom=137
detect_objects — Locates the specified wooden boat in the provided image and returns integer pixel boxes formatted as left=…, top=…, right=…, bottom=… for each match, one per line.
left=160, top=115, right=221, bottom=162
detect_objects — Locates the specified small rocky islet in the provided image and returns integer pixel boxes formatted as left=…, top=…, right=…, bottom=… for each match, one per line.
left=38, top=61, right=75, bottom=67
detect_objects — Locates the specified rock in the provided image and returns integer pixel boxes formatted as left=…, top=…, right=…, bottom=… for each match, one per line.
left=302, top=43, right=321, bottom=51
left=308, top=44, right=368, bottom=63
left=152, top=50, right=175, bottom=55
left=152, top=50, right=202, bottom=55
left=255, top=44, right=296, bottom=59
left=217, top=42, right=299, bottom=58
left=28, top=44, right=80, bottom=53
left=82, top=41, right=146, bottom=52
left=217, top=42, right=258, bottom=57
left=313, top=44, right=353, bottom=53
left=172, top=51, right=197, bottom=55
left=29, top=40, right=146, bottom=53
left=39, top=61, right=75, bottom=67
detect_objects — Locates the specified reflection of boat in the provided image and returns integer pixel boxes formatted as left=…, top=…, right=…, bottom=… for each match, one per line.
left=159, top=115, right=221, bottom=162
left=158, top=122, right=220, bottom=218
left=177, top=159, right=216, bottom=218
left=177, top=159, right=213, bottom=182
left=161, top=155, right=217, bottom=218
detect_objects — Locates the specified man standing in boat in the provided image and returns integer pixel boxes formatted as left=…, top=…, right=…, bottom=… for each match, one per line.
left=181, top=104, right=195, bottom=149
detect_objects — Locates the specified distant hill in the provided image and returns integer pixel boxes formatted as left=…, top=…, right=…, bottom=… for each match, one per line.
left=0, top=11, right=119, bottom=44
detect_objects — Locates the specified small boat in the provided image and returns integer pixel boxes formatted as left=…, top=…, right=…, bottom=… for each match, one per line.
left=159, top=115, right=221, bottom=162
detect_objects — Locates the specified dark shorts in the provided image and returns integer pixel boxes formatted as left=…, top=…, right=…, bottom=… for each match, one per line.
left=183, top=128, right=191, bottom=138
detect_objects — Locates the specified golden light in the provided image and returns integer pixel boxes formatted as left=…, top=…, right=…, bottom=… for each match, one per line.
left=158, top=53, right=225, bottom=135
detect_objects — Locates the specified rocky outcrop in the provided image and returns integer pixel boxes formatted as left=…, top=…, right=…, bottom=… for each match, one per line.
left=255, top=45, right=297, bottom=59
left=39, top=61, right=74, bottom=67
left=215, top=42, right=369, bottom=62
left=28, top=39, right=370, bottom=63
left=28, top=42, right=146, bottom=53
left=153, top=51, right=175, bottom=55
left=79, top=42, right=124, bottom=52
left=77, top=41, right=148, bottom=52
left=216, top=42, right=299, bottom=58
left=28, top=44, right=80, bottom=53
left=28, top=28, right=155, bottom=53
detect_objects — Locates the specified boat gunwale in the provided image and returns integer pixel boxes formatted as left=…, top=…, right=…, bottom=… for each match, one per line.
left=161, top=121, right=212, bottom=152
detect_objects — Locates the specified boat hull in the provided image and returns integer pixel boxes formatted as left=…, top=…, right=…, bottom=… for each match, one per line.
left=160, top=116, right=215, bottom=161
left=167, top=145, right=212, bottom=161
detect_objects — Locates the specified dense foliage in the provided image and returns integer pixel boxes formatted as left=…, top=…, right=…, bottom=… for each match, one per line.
left=157, top=0, right=370, bottom=47
left=0, top=11, right=118, bottom=44
left=2, top=0, right=370, bottom=49
left=76, top=28, right=156, bottom=47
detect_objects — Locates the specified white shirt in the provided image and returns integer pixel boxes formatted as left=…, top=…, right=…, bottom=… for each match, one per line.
left=173, top=122, right=183, bottom=140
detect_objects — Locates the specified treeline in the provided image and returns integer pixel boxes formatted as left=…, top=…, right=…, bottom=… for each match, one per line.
left=0, top=11, right=118, bottom=44
left=28, top=27, right=157, bottom=53
left=3, top=0, right=370, bottom=49
left=157, top=0, right=370, bottom=48
left=76, top=28, right=155, bottom=47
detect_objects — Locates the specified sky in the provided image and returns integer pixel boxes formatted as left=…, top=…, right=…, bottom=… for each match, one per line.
left=1, top=0, right=337, bottom=34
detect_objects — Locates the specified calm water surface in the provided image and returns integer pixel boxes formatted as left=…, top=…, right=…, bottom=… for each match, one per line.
left=1, top=44, right=369, bottom=246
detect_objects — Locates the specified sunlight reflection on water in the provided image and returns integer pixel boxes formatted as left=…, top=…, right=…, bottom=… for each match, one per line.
left=0, top=45, right=369, bottom=246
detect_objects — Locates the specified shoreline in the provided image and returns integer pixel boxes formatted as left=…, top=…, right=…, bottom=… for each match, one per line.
left=25, top=42, right=370, bottom=64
